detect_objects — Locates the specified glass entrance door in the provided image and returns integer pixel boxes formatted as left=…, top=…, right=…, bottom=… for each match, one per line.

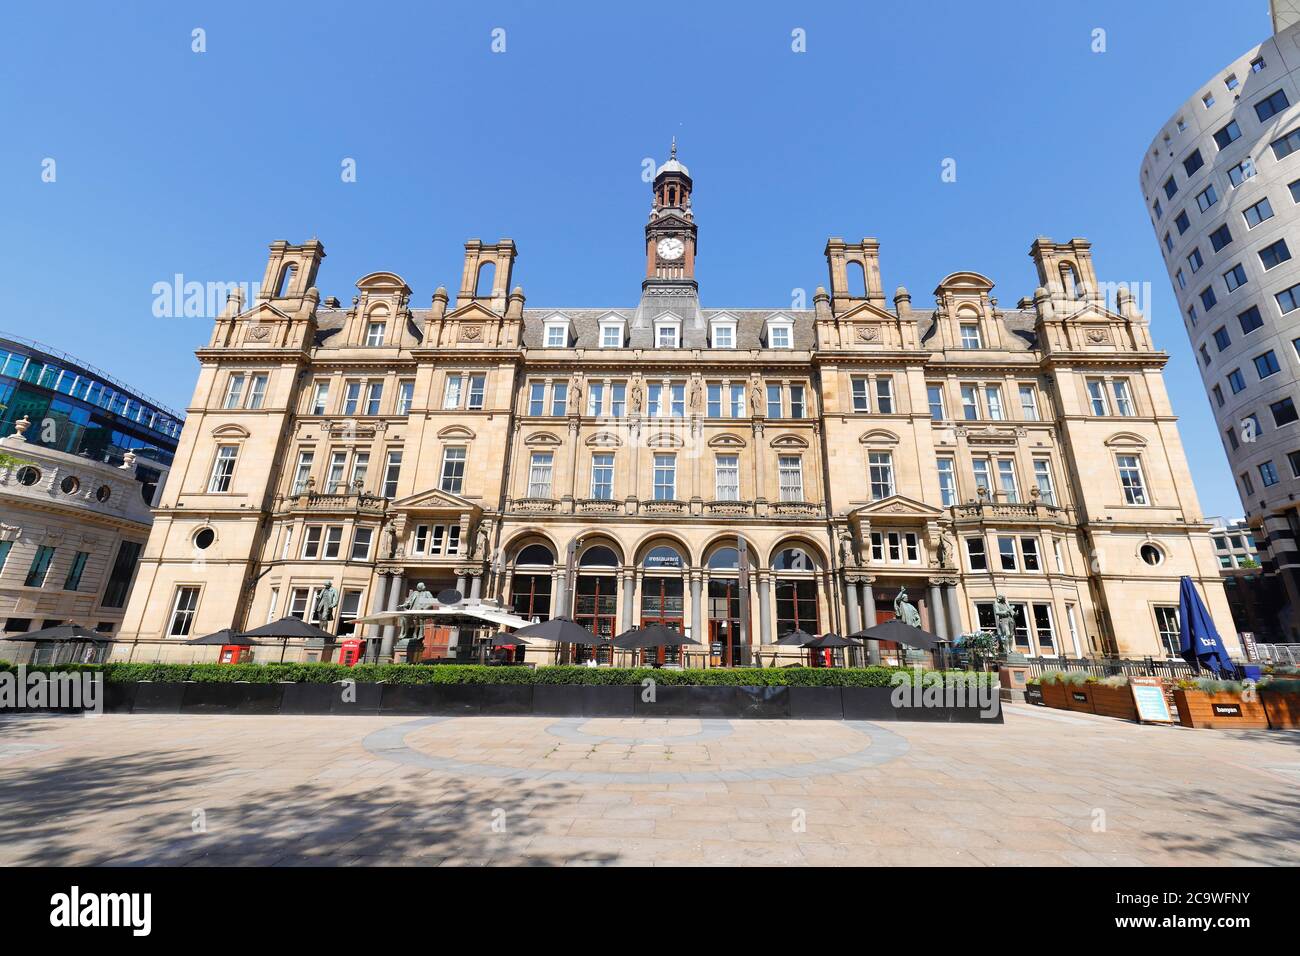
left=573, top=575, right=616, bottom=663
left=640, top=576, right=684, bottom=665
left=708, top=578, right=745, bottom=666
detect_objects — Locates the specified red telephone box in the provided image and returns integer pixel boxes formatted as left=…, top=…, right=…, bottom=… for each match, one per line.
left=338, top=638, right=363, bottom=667
left=219, top=645, right=251, bottom=664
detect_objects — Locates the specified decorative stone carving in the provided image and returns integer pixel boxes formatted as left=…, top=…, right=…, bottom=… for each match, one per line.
left=856, top=324, right=880, bottom=343
left=1085, top=327, right=1110, bottom=344
left=460, top=324, right=483, bottom=343
left=248, top=324, right=272, bottom=341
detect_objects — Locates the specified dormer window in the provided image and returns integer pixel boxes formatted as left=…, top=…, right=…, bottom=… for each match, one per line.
left=765, top=316, right=794, bottom=349
left=654, top=314, right=681, bottom=348
left=365, top=321, right=386, bottom=346
left=599, top=317, right=626, bottom=348
left=709, top=315, right=737, bottom=349
left=543, top=313, right=573, bottom=348
left=959, top=324, right=983, bottom=349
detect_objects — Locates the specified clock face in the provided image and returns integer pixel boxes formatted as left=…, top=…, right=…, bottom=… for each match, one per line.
left=657, top=237, right=685, bottom=261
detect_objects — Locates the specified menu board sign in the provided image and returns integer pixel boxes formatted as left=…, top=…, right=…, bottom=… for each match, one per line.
left=1129, top=677, right=1173, bottom=724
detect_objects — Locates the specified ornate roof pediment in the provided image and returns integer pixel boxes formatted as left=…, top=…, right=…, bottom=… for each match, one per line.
left=443, top=300, right=502, bottom=323
left=850, top=495, right=945, bottom=520
left=832, top=300, right=897, bottom=324
left=390, top=487, right=482, bottom=514
left=238, top=301, right=295, bottom=323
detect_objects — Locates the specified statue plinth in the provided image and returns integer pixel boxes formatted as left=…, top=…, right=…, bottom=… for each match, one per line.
left=997, top=652, right=1030, bottom=703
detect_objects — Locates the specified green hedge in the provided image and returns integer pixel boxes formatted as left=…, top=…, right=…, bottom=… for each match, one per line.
left=0, top=661, right=997, bottom=688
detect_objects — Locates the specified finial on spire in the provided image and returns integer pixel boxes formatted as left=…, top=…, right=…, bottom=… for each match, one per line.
left=670, top=136, right=677, bottom=160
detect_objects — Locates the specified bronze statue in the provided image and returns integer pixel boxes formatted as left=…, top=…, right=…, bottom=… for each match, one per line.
left=893, top=587, right=921, bottom=628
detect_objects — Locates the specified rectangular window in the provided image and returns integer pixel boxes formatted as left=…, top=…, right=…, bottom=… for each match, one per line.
left=223, top=373, right=244, bottom=409
left=1252, top=57, right=1266, bottom=73
left=1255, top=88, right=1290, bottom=122
left=1239, top=305, right=1265, bottom=334
left=998, top=536, right=1018, bottom=571
left=653, top=454, right=676, bottom=500
left=1255, top=350, right=1281, bottom=378
left=1279, top=283, right=1300, bottom=315
left=960, top=324, right=982, bottom=348
left=168, top=586, right=201, bottom=637
left=350, top=527, right=373, bottom=562
left=873, top=378, right=893, bottom=414
left=729, top=384, right=745, bottom=418
left=1213, top=120, right=1242, bottom=149
left=1021, top=537, right=1041, bottom=571
left=291, top=450, right=314, bottom=494
left=1033, top=459, right=1056, bottom=505
left=1228, top=368, right=1246, bottom=393
left=762, top=384, right=780, bottom=419
left=1260, top=460, right=1280, bottom=487
left=588, top=381, right=605, bottom=416
left=440, top=447, right=466, bottom=493
left=984, top=385, right=1004, bottom=421
left=1241, top=471, right=1255, bottom=495
left=1182, top=149, right=1204, bottom=177
left=966, top=537, right=987, bottom=571
left=712, top=324, right=733, bottom=348
left=778, top=456, right=803, bottom=501
left=545, top=325, right=566, bottom=347
left=245, top=374, right=268, bottom=409
left=1276, top=129, right=1300, bottom=161
left=467, top=374, right=486, bottom=409
left=790, top=384, right=807, bottom=418
left=528, top=382, right=545, bottom=416
left=63, top=551, right=89, bottom=591
left=1271, top=396, right=1298, bottom=427
left=1019, top=385, right=1039, bottom=421
left=1175, top=209, right=1190, bottom=234
left=1032, top=604, right=1055, bottom=653
left=322, top=525, right=343, bottom=559
left=551, top=382, right=568, bottom=417
left=611, top=382, right=627, bottom=417
left=657, top=324, right=679, bottom=348
left=364, top=381, right=382, bottom=416
left=937, top=457, right=957, bottom=506
left=868, top=452, right=894, bottom=500
left=1188, top=247, right=1204, bottom=274
left=1224, top=263, right=1247, bottom=292
left=208, top=445, right=238, bottom=492
left=301, top=525, right=322, bottom=559
left=602, top=325, right=622, bottom=348
left=1086, top=379, right=1110, bottom=416
left=1194, top=185, right=1217, bottom=213
left=973, top=458, right=992, bottom=497
left=961, top=385, right=979, bottom=420
left=715, top=454, right=739, bottom=501
left=0, top=541, right=10, bottom=575
left=1162, top=175, right=1178, bottom=200
left=24, top=546, right=55, bottom=588
left=397, top=380, right=415, bottom=415
left=324, top=450, right=347, bottom=492
left=997, top=458, right=1019, bottom=503
left=1244, top=197, right=1274, bottom=227
left=349, top=451, right=369, bottom=491
left=707, top=383, right=722, bottom=418
left=100, top=541, right=142, bottom=608
left=591, top=453, right=614, bottom=500
left=311, top=381, right=330, bottom=415
left=443, top=375, right=464, bottom=409
left=1261, top=239, right=1293, bottom=270
left=851, top=377, right=870, bottom=412
left=382, top=450, right=402, bottom=498
left=1117, top=455, right=1148, bottom=505
left=927, top=384, right=946, bottom=421
left=528, top=452, right=554, bottom=498
left=1209, top=224, right=1232, bottom=252
left=343, top=381, right=362, bottom=416
left=365, top=321, right=386, bottom=346
left=1213, top=326, right=1231, bottom=351
left=1112, top=379, right=1135, bottom=416
left=670, top=382, right=685, bottom=417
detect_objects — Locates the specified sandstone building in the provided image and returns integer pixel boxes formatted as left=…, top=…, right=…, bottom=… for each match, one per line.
left=118, top=148, right=1237, bottom=665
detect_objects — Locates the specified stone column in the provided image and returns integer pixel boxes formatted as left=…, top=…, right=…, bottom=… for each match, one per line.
left=469, top=574, right=482, bottom=600
left=379, top=571, right=403, bottom=662
left=621, top=568, right=636, bottom=631
left=843, top=575, right=861, bottom=634
left=756, top=571, right=773, bottom=645
left=456, top=573, right=468, bottom=595
left=928, top=581, right=946, bottom=637
left=690, top=570, right=703, bottom=663
left=553, top=568, right=568, bottom=618
left=944, top=580, right=963, bottom=638
left=369, top=573, right=390, bottom=662
left=861, top=579, right=880, bottom=664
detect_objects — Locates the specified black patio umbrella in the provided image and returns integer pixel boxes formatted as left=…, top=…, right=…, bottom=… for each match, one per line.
left=851, top=618, right=945, bottom=651
left=186, top=628, right=258, bottom=646
left=613, top=625, right=701, bottom=649
left=12, top=623, right=111, bottom=643
left=513, top=616, right=607, bottom=645
left=241, top=616, right=336, bottom=662
left=490, top=632, right=532, bottom=647
left=805, top=632, right=859, bottom=649
left=775, top=628, right=819, bottom=646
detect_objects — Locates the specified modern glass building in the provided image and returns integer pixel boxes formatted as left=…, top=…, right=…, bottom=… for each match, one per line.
left=0, top=333, right=183, bottom=493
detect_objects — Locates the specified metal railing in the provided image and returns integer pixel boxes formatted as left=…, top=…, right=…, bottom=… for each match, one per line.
left=1019, top=655, right=1199, bottom=680
left=1255, top=643, right=1300, bottom=665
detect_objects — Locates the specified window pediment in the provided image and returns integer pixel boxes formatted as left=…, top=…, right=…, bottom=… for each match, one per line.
left=859, top=428, right=900, bottom=447
left=524, top=430, right=563, bottom=447
left=708, top=433, right=746, bottom=448
left=438, top=424, right=477, bottom=440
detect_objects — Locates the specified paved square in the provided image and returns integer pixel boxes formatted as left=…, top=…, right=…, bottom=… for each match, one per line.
left=1, top=706, right=1296, bottom=866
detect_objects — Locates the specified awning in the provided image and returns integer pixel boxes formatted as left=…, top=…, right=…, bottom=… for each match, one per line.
left=354, top=601, right=534, bottom=630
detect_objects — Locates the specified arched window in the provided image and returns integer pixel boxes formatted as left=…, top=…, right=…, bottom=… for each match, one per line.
left=579, top=545, right=618, bottom=567
left=515, top=544, right=554, bottom=567
left=642, top=545, right=684, bottom=570
left=1060, top=263, right=1082, bottom=299
left=276, top=263, right=297, bottom=297
left=771, top=546, right=818, bottom=572
left=846, top=260, right=868, bottom=298
left=475, top=261, right=496, bottom=297
left=707, top=547, right=739, bottom=570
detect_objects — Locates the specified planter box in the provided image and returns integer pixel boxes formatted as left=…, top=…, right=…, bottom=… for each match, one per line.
left=131, top=681, right=187, bottom=714
left=732, top=685, right=790, bottom=719
left=789, top=686, right=844, bottom=719
left=329, top=680, right=382, bottom=715
left=181, top=681, right=283, bottom=715
left=1173, top=689, right=1270, bottom=729
left=1088, top=683, right=1139, bottom=721
left=533, top=683, right=637, bottom=717
left=279, top=682, right=338, bottom=715
left=1063, top=683, right=1095, bottom=714
left=1024, top=685, right=1045, bottom=706
left=840, top=686, right=900, bottom=720
left=102, top=681, right=136, bottom=714
left=479, top=684, right=533, bottom=715
left=1039, top=681, right=1070, bottom=709
left=378, top=683, right=443, bottom=715
left=637, top=685, right=734, bottom=717
left=1261, top=690, right=1300, bottom=729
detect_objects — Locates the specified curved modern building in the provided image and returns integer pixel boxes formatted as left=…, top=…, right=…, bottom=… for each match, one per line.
left=1141, top=6, right=1300, bottom=637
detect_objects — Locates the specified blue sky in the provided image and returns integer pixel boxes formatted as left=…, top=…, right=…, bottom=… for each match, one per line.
left=0, top=1, right=1271, bottom=517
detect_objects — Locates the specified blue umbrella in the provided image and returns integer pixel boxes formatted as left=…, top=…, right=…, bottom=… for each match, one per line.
left=1177, top=576, right=1235, bottom=676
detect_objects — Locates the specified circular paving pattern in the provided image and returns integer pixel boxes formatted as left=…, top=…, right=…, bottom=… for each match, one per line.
left=362, top=716, right=910, bottom=784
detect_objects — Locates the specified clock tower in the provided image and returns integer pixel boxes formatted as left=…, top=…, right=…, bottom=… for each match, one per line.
left=643, top=138, right=698, bottom=297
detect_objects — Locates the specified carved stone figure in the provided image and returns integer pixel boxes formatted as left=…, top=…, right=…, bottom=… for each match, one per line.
left=838, top=533, right=858, bottom=568
left=750, top=379, right=764, bottom=416
left=993, top=594, right=1017, bottom=654
left=568, top=372, right=583, bottom=411
left=629, top=379, right=643, bottom=414
left=689, top=378, right=702, bottom=413
left=938, top=532, right=957, bottom=569
left=472, top=523, right=491, bottom=559
left=313, top=583, right=338, bottom=624
left=382, top=524, right=397, bottom=559
left=893, top=587, right=922, bottom=628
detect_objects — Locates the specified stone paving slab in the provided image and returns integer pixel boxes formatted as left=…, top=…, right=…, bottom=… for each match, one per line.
left=0, top=706, right=1296, bottom=866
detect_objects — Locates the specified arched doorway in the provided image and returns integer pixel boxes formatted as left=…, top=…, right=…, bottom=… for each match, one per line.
left=705, top=544, right=749, bottom=667
left=507, top=542, right=554, bottom=664
left=772, top=544, right=821, bottom=639
left=639, top=543, right=686, bottom=665
left=573, top=542, right=619, bottom=663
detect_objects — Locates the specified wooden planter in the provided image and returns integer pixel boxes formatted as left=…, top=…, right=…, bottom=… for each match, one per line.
left=1063, top=682, right=1095, bottom=714
left=1261, top=690, right=1300, bottom=729
left=1088, top=683, right=1139, bottom=721
left=1039, top=681, right=1070, bottom=709
left=1173, top=689, right=1270, bottom=729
